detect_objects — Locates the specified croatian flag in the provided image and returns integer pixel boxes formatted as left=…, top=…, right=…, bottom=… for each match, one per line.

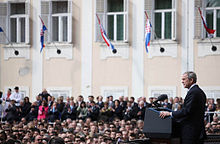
left=198, top=7, right=215, bottom=36
left=39, top=16, right=47, bottom=53
left=96, top=14, right=117, bottom=54
left=145, top=12, right=151, bottom=53
left=0, top=27, right=3, bottom=32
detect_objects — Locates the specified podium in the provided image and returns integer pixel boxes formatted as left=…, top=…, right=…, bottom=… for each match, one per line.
left=143, top=108, right=180, bottom=144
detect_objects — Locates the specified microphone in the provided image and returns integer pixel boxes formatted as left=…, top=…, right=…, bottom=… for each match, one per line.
left=153, top=94, right=168, bottom=105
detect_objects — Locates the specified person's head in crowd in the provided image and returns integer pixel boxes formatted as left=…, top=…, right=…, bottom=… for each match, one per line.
left=104, top=130, right=111, bottom=137
left=74, top=136, right=81, bottom=143
left=207, top=104, right=214, bottom=111
left=114, top=99, right=120, bottom=107
left=66, top=97, right=70, bottom=103
left=110, top=131, right=116, bottom=140
left=109, top=123, right=116, bottom=131
left=98, top=134, right=104, bottom=143
left=98, top=122, right=104, bottom=132
left=64, top=137, right=71, bottom=144
left=124, top=96, right=128, bottom=102
left=77, top=95, right=83, bottom=102
left=137, top=97, right=142, bottom=103
left=97, top=95, right=103, bottom=102
left=7, top=88, right=12, bottom=95
left=90, top=101, right=96, bottom=107
left=113, top=118, right=120, bottom=128
left=174, top=97, right=179, bottom=104
left=126, top=101, right=132, bottom=108
left=14, top=86, right=19, bottom=93
left=137, top=120, right=144, bottom=130
left=129, top=133, right=136, bottom=141
left=169, top=97, right=173, bottom=104
left=130, top=97, right=135, bottom=103
left=109, top=96, right=113, bottom=101
left=138, top=100, right=144, bottom=108
left=141, top=96, right=146, bottom=102
left=41, top=100, right=47, bottom=107
left=149, top=97, right=154, bottom=104
left=88, top=95, right=94, bottom=102
left=125, top=123, right=131, bottom=131
left=103, top=102, right=109, bottom=109
left=116, top=131, right=122, bottom=139
left=90, top=125, right=97, bottom=134
left=82, top=126, right=89, bottom=135
left=119, top=96, right=124, bottom=102
left=34, top=135, right=43, bottom=144
left=80, top=101, right=86, bottom=108
left=24, top=97, right=30, bottom=103
left=122, top=130, right=128, bottom=141
left=74, top=125, right=82, bottom=133
left=48, top=137, right=65, bottom=144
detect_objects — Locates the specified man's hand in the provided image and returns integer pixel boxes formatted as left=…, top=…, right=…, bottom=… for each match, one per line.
left=159, top=111, right=171, bottom=119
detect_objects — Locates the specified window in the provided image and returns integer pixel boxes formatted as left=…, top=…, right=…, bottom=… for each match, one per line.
left=153, top=0, right=176, bottom=39
left=52, top=1, right=68, bottom=42
left=205, top=0, right=220, bottom=37
left=47, top=87, right=72, bottom=102
left=9, top=2, right=29, bottom=43
left=95, top=0, right=128, bottom=42
left=41, top=0, right=72, bottom=43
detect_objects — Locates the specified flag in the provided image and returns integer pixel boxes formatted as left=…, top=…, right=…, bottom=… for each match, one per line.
left=198, top=7, right=215, bottom=36
left=0, top=27, right=3, bottom=32
left=39, top=16, right=47, bottom=53
left=145, top=12, right=151, bottom=53
left=96, top=14, right=116, bottom=53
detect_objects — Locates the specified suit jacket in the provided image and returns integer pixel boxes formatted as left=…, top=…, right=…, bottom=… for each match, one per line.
left=172, top=85, right=206, bottom=142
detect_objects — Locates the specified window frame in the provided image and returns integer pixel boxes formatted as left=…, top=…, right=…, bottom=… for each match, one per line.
left=152, top=0, right=176, bottom=40
left=106, top=2, right=127, bottom=41
left=42, top=0, right=72, bottom=43
left=95, top=0, right=128, bottom=42
left=8, top=2, right=29, bottom=44
left=51, top=13, right=70, bottom=42
left=204, top=5, right=220, bottom=38
left=50, top=0, right=71, bottom=43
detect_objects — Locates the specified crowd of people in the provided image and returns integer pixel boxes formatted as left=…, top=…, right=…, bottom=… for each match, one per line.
left=0, top=86, right=219, bottom=143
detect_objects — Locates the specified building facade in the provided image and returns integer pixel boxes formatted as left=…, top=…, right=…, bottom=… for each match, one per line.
left=0, top=0, right=220, bottom=102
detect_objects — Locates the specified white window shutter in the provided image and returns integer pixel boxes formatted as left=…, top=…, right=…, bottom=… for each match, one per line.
left=124, top=0, right=128, bottom=42
left=41, top=1, right=50, bottom=43
left=25, top=1, right=30, bottom=44
left=95, top=0, right=106, bottom=42
left=194, top=0, right=202, bottom=39
left=172, top=0, right=176, bottom=40
left=0, top=3, right=8, bottom=44
left=68, top=0, right=72, bottom=43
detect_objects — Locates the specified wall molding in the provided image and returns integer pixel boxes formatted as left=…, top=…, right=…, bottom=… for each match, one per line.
left=101, top=86, right=128, bottom=100
left=45, top=43, right=73, bottom=60
left=197, top=39, right=220, bottom=57
left=3, top=44, right=30, bottom=60
left=5, top=86, right=29, bottom=98
left=100, top=42, right=129, bottom=59
left=148, top=40, right=178, bottom=58
left=148, top=86, right=177, bottom=98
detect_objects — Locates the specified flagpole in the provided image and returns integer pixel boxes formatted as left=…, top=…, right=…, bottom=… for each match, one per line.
left=145, top=11, right=164, bottom=52
left=39, top=15, right=61, bottom=54
left=1, top=30, right=19, bottom=55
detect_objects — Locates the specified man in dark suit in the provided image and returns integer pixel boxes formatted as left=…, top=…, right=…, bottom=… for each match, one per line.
left=160, top=71, right=206, bottom=144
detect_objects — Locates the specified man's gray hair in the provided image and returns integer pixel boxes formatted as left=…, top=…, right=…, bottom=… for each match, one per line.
left=184, top=71, right=197, bottom=83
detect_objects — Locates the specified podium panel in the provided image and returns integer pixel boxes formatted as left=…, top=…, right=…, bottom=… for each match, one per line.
left=143, top=108, right=176, bottom=139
